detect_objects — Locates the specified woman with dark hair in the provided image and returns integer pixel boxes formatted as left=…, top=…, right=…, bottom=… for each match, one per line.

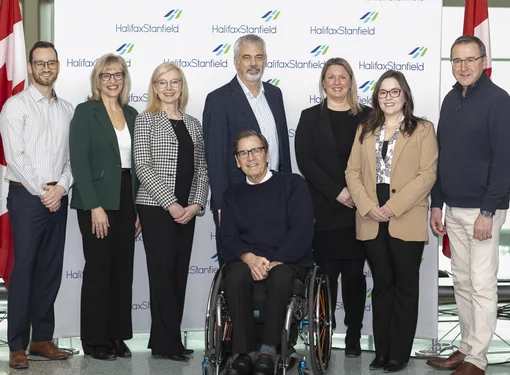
left=345, top=70, right=438, bottom=372
left=295, top=57, right=371, bottom=357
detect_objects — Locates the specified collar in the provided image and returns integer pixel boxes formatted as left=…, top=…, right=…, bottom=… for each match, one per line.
left=246, top=168, right=272, bottom=185
left=453, top=71, right=489, bottom=97
left=28, top=84, right=57, bottom=103
left=236, top=74, right=264, bottom=99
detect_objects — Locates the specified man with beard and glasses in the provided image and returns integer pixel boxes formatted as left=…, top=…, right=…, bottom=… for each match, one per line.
left=203, top=34, right=291, bottom=265
left=0, top=41, right=74, bottom=369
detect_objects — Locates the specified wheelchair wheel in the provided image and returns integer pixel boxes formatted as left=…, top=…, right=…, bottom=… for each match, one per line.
left=204, top=266, right=224, bottom=351
left=202, top=361, right=215, bottom=375
left=307, top=268, right=333, bottom=374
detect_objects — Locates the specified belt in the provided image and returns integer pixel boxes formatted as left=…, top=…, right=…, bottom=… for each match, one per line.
left=122, top=168, right=131, bottom=174
left=9, top=181, right=57, bottom=187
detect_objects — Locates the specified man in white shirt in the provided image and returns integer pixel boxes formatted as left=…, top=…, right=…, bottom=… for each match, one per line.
left=0, top=41, right=73, bottom=369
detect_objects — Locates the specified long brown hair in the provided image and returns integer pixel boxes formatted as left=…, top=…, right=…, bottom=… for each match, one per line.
left=359, top=70, right=420, bottom=143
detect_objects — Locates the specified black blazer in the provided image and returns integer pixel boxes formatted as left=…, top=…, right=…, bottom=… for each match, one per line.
left=70, top=100, right=139, bottom=211
left=295, top=100, right=371, bottom=231
left=203, top=76, right=291, bottom=211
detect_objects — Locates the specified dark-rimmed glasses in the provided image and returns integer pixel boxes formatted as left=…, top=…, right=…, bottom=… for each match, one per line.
left=451, top=55, right=485, bottom=66
left=235, top=146, right=266, bottom=159
left=99, top=72, right=125, bottom=82
left=32, top=60, right=59, bottom=70
left=378, top=88, right=402, bottom=99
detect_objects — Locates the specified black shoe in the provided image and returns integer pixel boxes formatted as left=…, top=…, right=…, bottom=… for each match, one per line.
left=383, top=359, right=407, bottom=373
left=253, top=353, right=275, bottom=375
left=227, top=354, right=254, bottom=375
left=370, top=356, right=388, bottom=370
left=345, top=334, right=361, bottom=358
left=82, top=343, right=116, bottom=361
left=164, top=353, right=190, bottom=362
left=182, top=349, right=194, bottom=355
left=110, top=340, right=131, bottom=358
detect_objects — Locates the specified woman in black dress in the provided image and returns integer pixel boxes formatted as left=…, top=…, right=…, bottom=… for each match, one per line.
left=295, top=57, right=371, bottom=357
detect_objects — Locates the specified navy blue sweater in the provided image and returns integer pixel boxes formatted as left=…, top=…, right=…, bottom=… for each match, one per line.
left=431, top=74, right=510, bottom=213
left=220, top=172, right=314, bottom=268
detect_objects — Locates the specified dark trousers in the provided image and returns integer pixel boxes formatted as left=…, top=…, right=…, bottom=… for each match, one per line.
left=362, top=224, right=424, bottom=362
left=137, top=204, right=196, bottom=355
left=224, top=261, right=307, bottom=354
left=315, top=258, right=366, bottom=334
left=7, top=185, right=68, bottom=351
left=77, top=174, right=135, bottom=345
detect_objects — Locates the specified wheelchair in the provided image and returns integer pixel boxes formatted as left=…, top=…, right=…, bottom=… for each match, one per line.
left=202, top=264, right=333, bottom=375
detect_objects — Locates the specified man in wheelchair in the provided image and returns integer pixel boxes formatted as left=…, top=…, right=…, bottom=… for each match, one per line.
left=220, top=130, right=315, bottom=375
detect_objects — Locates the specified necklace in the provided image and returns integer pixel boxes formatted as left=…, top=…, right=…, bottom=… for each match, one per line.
left=169, top=118, right=179, bottom=128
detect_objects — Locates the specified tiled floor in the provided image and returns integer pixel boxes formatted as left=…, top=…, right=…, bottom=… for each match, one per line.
left=0, top=304, right=509, bottom=374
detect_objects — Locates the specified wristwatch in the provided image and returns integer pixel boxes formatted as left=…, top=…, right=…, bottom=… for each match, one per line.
left=480, top=210, right=494, bottom=218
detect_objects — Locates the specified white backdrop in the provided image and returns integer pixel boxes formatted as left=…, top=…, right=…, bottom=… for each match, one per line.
left=53, top=0, right=442, bottom=340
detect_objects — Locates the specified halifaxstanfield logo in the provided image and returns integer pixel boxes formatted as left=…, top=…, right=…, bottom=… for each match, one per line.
left=212, top=43, right=232, bottom=56
left=266, top=78, right=280, bottom=86
left=165, top=9, right=182, bottom=21
left=409, top=46, right=428, bottom=59
left=261, top=10, right=280, bottom=22
left=116, top=43, right=134, bottom=56
left=359, top=80, right=376, bottom=93
left=310, top=11, right=378, bottom=35
left=360, top=11, right=379, bottom=23
left=211, top=11, right=278, bottom=34
left=358, top=46, right=428, bottom=72
left=115, top=8, right=180, bottom=33
left=310, top=45, right=329, bottom=57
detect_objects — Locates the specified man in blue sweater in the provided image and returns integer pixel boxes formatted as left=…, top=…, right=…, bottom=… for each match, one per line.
left=220, top=130, right=314, bottom=375
left=427, top=36, right=510, bottom=375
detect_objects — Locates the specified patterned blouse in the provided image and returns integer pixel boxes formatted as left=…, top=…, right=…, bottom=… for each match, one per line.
left=375, top=122, right=401, bottom=184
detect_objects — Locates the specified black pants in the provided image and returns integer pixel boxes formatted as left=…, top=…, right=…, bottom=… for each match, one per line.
left=137, top=204, right=196, bottom=355
left=314, top=258, right=366, bottom=334
left=7, top=186, right=68, bottom=351
left=362, top=224, right=424, bottom=362
left=77, top=173, right=136, bottom=345
left=224, top=261, right=307, bottom=354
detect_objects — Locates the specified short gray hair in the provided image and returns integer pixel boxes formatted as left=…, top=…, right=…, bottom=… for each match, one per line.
left=450, top=35, right=486, bottom=60
left=233, top=34, right=266, bottom=60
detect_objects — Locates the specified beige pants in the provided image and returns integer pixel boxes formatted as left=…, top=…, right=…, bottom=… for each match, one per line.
left=445, top=206, right=506, bottom=370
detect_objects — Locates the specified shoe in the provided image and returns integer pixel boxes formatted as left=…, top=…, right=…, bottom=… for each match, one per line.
left=82, top=342, right=116, bottom=361
left=345, top=334, right=361, bottom=358
left=29, top=340, right=70, bottom=360
left=182, top=348, right=194, bottom=355
left=384, top=359, right=408, bottom=373
left=9, top=350, right=29, bottom=369
left=426, top=350, right=466, bottom=370
left=451, top=362, right=485, bottom=375
left=253, top=353, right=275, bottom=375
left=164, top=353, right=190, bottom=362
left=227, top=354, right=254, bottom=375
left=110, top=340, right=132, bottom=358
left=370, top=356, right=388, bottom=370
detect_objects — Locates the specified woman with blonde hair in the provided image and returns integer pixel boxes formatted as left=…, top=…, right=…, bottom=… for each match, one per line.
left=134, top=62, right=208, bottom=362
left=70, top=53, right=140, bottom=361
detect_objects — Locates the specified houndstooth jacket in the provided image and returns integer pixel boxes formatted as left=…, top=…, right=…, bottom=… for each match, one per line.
left=133, top=110, right=209, bottom=215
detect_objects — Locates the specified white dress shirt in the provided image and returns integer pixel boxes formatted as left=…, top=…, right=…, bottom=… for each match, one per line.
left=0, top=85, right=74, bottom=195
left=114, top=124, right=132, bottom=168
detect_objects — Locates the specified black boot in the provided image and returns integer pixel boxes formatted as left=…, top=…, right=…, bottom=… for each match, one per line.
left=341, top=274, right=367, bottom=357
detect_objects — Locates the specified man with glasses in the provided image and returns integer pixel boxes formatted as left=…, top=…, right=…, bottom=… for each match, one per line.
left=0, top=41, right=73, bottom=369
left=203, top=34, right=291, bottom=265
left=221, top=130, right=313, bottom=375
left=428, top=36, right=510, bottom=375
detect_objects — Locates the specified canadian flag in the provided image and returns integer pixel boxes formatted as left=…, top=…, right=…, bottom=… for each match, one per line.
left=443, top=0, right=492, bottom=259
left=0, top=0, right=27, bottom=287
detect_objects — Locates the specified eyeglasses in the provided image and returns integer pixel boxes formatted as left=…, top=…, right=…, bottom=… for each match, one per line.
left=155, top=79, right=182, bottom=89
left=235, top=146, right=266, bottom=159
left=377, top=88, right=402, bottom=99
left=99, top=72, right=125, bottom=82
left=451, top=55, right=485, bottom=66
left=32, top=60, right=59, bottom=70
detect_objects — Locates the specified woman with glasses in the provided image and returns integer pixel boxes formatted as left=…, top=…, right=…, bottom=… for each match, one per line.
left=134, top=62, right=208, bottom=362
left=295, top=58, right=371, bottom=357
left=69, top=53, right=140, bottom=361
left=345, top=70, right=437, bottom=372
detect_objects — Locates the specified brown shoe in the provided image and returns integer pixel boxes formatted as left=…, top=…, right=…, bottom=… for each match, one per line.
left=426, top=350, right=466, bottom=370
left=9, top=350, right=29, bottom=369
left=451, top=362, right=485, bottom=374
left=29, top=340, right=71, bottom=360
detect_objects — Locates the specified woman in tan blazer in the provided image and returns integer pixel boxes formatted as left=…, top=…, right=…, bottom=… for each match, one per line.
left=345, top=70, right=437, bottom=373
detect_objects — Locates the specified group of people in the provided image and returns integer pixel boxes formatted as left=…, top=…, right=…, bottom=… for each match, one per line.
left=0, top=32, right=508, bottom=375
